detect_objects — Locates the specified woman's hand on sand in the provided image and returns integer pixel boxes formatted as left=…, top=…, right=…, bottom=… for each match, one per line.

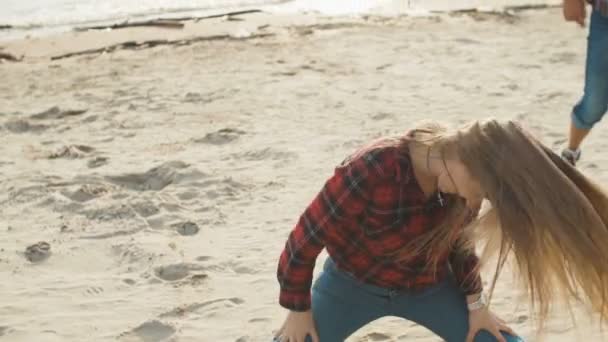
left=274, top=310, right=319, bottom=342
left=563, top=0, right=586, bottom=27
left=466, top=308, right=516, bottom=342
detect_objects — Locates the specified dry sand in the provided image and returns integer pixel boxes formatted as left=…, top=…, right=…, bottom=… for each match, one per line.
left=1, top=7, right=608, bottom=342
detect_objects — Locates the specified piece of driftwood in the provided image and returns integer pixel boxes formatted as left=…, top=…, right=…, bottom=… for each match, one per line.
left=192, top=9, right=262, bottom=22
left=74, top=9, right=262, bottom=32
left=50, top=42, right=130, bottom=60
left=50, top=33, right=274, bottom=60
left=0, top=25, right=12, bottom=30
left=159, top=9, right=262, bottom=22
left=0, top=52, right=22, bottom=62
left=74, top=19, right=184, bottom=32
left=448, top=3, right=559, bottom=14
left=505, top=3, right=561, bottom=11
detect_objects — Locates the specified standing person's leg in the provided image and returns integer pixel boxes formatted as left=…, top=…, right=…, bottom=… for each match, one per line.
left=391, top=278, right=523, bottom=342
left=563, top=10, right=608, bottom=165
left=305, top=259, right=388, bottom=341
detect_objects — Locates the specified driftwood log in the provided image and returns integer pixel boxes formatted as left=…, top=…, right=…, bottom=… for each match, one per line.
left=0, top=52, right=22, bottom=62
left=449, top=3, right=560, bottom=14
left=74, top=20, right=184, bottom=32
left=50, top=33, right=274, bottom=60
left=505, top=4, right=561, bottom=11
left=74, top=9, right=262, bottom=32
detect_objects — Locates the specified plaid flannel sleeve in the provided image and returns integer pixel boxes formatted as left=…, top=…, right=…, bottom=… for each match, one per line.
left=277, top=150, right=394, bottom=311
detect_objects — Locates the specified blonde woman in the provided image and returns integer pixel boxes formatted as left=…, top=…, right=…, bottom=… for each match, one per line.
left=273, top=120, right=608, bottom=342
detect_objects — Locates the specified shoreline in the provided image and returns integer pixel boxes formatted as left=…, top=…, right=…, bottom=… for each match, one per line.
left=0, top=0, right=562, bottom=42
left=1, top=4, right=561, bottom=62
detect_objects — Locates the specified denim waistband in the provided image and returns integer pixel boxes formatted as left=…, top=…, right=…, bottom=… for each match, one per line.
left=322, top=257, right=449, bottom=298
left=323, top=258, right=404, bottom=297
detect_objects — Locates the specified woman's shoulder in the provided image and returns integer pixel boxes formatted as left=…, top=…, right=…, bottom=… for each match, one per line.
left=337, top=139, right=412, bottom=180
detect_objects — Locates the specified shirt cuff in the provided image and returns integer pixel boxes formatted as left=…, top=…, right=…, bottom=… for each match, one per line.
left=279, top=289, right=312, bottom=312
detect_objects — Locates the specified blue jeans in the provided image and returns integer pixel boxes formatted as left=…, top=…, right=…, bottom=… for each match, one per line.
left=572, top=10, right=608, bottom=130
left=306, top=259, right=524, bottom=342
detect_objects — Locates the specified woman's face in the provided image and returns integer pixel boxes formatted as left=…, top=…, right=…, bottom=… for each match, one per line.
left=437, top=160, right=484, bottom=209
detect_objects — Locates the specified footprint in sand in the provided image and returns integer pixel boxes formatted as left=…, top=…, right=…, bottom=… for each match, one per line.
left=194, top=128, right=246, bottom=145
left=176, top=189, right=199, bottom=201
left=131, top=201, right=160, bottom=218
left=24, top=241, right=51, bottom=263
left=184, top=92, right=204, bottom=102
left=171, top=221, right=200, bottom=236
left=82, top=203, right=137, bottom=222
left=365, top=332, right=392, bottom=341
left=48, top=145, right=95, bottom=159
left=367, top=332, right=392, bottom=341
left=112, top=243, right=154, bottom=266
left=87, top=156, right=109, bottom=168
left=129, top=320, right=175, bottom=342
left=61, top=184, right=109, bottom=202
left=153, top=263, right=206, bottom=282
left=106, top=161, right=206, bottom=192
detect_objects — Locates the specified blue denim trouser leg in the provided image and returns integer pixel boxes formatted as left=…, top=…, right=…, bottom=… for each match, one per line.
left=572, top=10, right=608, bottom=130
left=306, top=259, right=524, bottom=342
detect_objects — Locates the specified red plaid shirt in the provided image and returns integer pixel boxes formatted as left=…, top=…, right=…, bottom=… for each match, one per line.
left=277, top=144, right=482, bottom=311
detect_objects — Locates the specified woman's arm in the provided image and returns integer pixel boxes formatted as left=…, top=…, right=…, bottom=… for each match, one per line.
left=277, top=150, right=395, bottom=311
left=563, top=0, right=587, bottom=27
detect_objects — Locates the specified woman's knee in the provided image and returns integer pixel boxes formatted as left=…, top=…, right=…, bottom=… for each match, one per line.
left=572, top=96, right=607, bottom=130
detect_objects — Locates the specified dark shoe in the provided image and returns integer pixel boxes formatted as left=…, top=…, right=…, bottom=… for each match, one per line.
left=561, top=148, right=581, bottom=166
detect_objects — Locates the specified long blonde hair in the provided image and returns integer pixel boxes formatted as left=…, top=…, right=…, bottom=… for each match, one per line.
left=403, top=119, right=608, bottom=329
left=390, top=122, right=476, bottom=276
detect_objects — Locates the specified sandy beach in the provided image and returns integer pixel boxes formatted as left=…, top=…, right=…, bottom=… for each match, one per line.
left=1, top=7, right=608, bottom=342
